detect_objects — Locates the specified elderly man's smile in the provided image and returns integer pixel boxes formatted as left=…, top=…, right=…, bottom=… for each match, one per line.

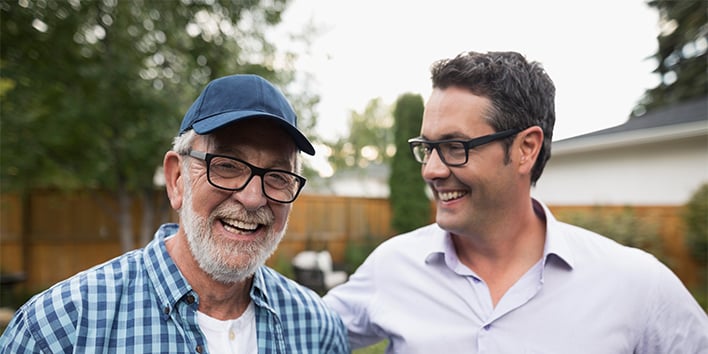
left=220, top=218, right=262, bottom=234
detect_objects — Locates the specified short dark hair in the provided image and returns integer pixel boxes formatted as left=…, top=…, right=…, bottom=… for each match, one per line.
left=430, top=51, right=555, bottom=184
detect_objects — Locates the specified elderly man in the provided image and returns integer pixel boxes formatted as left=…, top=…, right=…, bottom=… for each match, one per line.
left=1, top=75, right=349, bottom=353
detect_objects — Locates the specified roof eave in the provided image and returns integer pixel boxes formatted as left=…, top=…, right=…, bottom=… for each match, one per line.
left=551, top=121, right=708, bottom=155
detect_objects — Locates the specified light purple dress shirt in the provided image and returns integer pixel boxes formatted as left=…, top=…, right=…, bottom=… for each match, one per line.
left=323, top=200, right=708, bottom=354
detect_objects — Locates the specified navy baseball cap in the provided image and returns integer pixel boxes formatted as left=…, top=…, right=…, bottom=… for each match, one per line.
left=179, top=74, right=315, bottom=155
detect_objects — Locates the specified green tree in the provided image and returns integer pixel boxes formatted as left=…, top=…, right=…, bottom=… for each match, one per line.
left=684, top=184, right=708, bottom=268
left=633, top=0, right=707, bottom=116
left=389, top=93, right=429, bottom=233
left=0, top=0, right=305, bottom=251
left=683, top=183, right=708, bottom=308
left=327, top=98, right=394, bottom=172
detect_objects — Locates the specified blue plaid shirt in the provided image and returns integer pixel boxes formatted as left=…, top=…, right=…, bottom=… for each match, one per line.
left=0, top=224, right=350, bottom=353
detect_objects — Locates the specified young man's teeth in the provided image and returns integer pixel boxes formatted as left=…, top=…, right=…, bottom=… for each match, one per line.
left=223, top=219, right=258, bottom=232
left=438, top=191, right=464, bottom=201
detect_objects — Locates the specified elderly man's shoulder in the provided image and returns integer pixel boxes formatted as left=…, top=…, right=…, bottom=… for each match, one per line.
left=260, top=266, right=319, bottom=297
left=258, top=266, right=335, bottom=312
left=6, top=248, right=149, bottom=339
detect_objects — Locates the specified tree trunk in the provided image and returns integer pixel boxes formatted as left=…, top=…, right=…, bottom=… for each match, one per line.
left=20, top=190, right=32, bottom=294
left=117, top=187, right=134, bottom=252
left=139, top=190, right=155, bottom=247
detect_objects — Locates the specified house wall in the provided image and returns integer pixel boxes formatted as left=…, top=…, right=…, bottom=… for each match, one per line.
left=533, top=134, right=708, bottom=206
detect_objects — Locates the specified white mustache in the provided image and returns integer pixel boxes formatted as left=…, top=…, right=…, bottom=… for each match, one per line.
left=211, top=203, right=274, bottom=227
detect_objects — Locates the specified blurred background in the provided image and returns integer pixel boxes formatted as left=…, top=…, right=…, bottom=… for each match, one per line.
left=0, top=1, right=706, bottom=348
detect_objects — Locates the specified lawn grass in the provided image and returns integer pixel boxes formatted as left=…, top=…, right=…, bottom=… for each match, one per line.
left=353, top=340, right=387, bottom=354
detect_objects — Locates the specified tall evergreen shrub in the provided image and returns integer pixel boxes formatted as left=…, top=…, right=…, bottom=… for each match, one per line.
left=389, top=94, right=430, bottom=234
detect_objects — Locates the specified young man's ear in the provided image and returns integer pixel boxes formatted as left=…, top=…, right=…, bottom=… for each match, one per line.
left=163, top=151, right=184, bottom=211
left=517, top=126, right=544, bottom=174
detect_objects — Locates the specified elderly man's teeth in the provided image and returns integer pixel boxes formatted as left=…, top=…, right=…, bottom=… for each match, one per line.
left=438, top=191, right=465, bottom=201
left=223, top=219, right=258, bottom=232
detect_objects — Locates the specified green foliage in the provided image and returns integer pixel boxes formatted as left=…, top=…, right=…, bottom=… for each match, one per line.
left=343, top=235, right=380, bottom=274
left=556, top=206, right=664, bottom=260
left=683, top=183, right=708, bottom=307
left=633, top=0, right=707, bottom=116
left=0, top=0, right=316, bottom=249
left=683, top=183, right=708, bottom=263
left=270, top=253, right=295, bottom=279
left=0, top=0, right=296, bottom=193
left=326, top=98, right=394, bottom=171
left=389, top=93, right=429, bottom=234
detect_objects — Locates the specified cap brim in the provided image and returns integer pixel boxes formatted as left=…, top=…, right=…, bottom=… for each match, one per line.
left=191, top=111, right=316, bottom=156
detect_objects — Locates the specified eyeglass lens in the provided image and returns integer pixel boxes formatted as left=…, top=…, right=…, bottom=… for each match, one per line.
left=412, top=141, right=467, bottom=166
left=207, top=155, right=302, bottom=202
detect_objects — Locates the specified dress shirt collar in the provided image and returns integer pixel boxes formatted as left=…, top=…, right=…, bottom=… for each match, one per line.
left=250, top=267, right=277, bottom=316
left=534, top=199, right=575, bottom=270
left=423, top=199, right=575, bottom=272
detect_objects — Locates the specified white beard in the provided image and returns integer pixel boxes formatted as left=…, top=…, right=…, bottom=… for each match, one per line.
left=180, top=182, right=285, bottom=284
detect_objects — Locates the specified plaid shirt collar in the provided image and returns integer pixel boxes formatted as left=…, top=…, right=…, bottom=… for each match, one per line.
left=143, top=223, right=276, bottom=319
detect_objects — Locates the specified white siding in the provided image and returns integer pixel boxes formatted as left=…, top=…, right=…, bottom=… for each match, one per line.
left=533, top=135, right=708, bottom=206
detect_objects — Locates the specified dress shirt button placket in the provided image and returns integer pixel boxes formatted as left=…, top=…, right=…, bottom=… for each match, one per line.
left=477, top=322, right=493, bottom=354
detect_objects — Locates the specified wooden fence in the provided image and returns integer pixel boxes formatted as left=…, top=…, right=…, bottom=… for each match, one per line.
left=0, top=190, right=401, bottom=293
left=0, top=190, right=701, bottom=297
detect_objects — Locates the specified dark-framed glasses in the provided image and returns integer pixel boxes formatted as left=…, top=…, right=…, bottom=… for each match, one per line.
left=187, top=150, right=306, bottom=203
left=407, top=128, right=521, bottom=167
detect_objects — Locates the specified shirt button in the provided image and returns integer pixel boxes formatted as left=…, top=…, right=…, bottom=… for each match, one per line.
left=195, top=345, right=203, bottom=353
left=163, top=306, right=170, bottom=314
left=186, top=295, right=196, bottom=304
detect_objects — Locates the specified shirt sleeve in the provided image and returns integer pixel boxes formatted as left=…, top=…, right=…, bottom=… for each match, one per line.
left=636, top=260, right=708, bottom=353
left=323, top=249, right=387, bottom=349
left=319, top=310, right=351, bottom=354
left=0, top=309, right=44, bottom=353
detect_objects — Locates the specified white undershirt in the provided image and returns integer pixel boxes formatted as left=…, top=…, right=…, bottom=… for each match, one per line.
left=197, top=301, right=257, bottom=354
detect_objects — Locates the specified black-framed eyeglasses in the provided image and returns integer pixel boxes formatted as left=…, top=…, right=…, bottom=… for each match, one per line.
left=187, top=150, right=306, bottom=203
left=407, top=128, right=521, bottom=167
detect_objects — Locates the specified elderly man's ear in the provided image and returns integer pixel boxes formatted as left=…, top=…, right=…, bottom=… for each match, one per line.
left=163, top=151, right=184, bottom=211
